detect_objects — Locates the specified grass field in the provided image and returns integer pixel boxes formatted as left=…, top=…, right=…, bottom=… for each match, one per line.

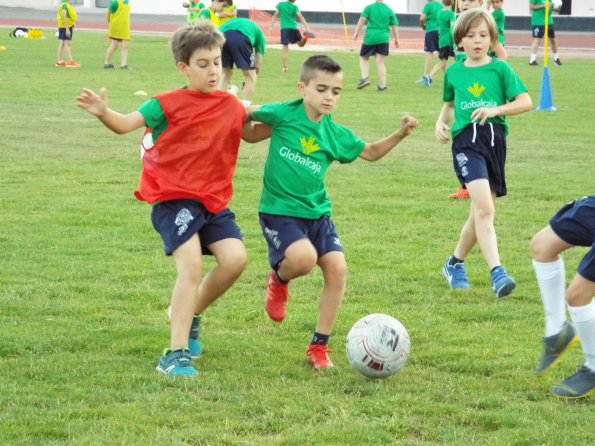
left=0, top=29, right=594, bottom=445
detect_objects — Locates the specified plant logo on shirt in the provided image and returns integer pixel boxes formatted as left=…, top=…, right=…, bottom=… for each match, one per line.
left=300, top=136, right=319, bottom=155
left=460, top=82, right=497, bottom=110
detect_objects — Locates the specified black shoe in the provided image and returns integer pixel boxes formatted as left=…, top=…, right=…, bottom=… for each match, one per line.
left=529, top=61, right=538, bottom=66
left=554, top=58, right=562, bottom=66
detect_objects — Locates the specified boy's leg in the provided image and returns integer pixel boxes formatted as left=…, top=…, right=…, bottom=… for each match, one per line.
left=194, top=238, right=247, bottom=314
left=423, top=51, right=433, bottom=76
left=529, top=38, right=541, bottom=64
left=120, top=40, right=129, bottom=67
left=170, top=234, right=203, bottom=350
left=104, top=39, right=118, bottom=66
left=220, top=67, right=233, bottom=92
left=281, top=45, right=289, bottom=72
left=465, top=179, right=500, bottom=270
left=357, top=56, right=370, bottom=89
left=240, top=69, right=257, bottom=103
left=277, top=239, right=317, bottom=282
left=375, top=54, right=387, bottom=88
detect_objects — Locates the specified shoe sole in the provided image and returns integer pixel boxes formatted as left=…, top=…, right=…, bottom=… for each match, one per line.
left=264, top=297, right=285, bottom=322
left=551, top=382, right=594, bottom=399
left=357, top=82, right=370, bottom=90
left=536, top=335, right=580, bottom=377
left=155, top=365, right=198, bottom=376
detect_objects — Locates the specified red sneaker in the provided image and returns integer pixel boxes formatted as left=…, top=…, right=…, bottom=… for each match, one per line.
left=66, top=60, right=81, bottom=68
left=306, top=342, right=334, bottom=370
left=55, top=60, right=66, bottom=67
left=264, top=271, right=288, bottom=322
left=449, top=186, right=470, bottom=199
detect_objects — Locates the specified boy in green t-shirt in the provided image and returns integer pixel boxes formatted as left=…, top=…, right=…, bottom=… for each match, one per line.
left=435, top=9, right=532, bottom=298
left=183, top=1, right=205, bottom=25
left=416, top=0, right=443, bottom=84
left=268, top=0, right=314, bottom=73
left=529, top=0, right=561, bottom=66
left=248, top=55, right=417, bottom=370
left=420, top=0, right=456, bottom=87
left=56, top=0, right=80, bottom=67
left=353, top=0, right=400, bottom=91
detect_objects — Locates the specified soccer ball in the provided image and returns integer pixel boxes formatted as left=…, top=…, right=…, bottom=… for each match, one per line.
left=550, top=0, right=562, bottom=10
left=345, top=313, right=410, bottom=379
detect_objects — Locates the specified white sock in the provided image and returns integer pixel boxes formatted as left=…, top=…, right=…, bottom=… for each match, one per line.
left=533, top=258, right=567, bottom=337
left=530, top=54, right=537, bottom=63
left=568, top=300, right=595, bottom=372
left=240, top=99, right=251, bottom=107
left=553, top=53, right=559, bottom=60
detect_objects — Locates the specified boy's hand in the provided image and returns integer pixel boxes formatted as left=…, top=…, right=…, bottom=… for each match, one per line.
left=471, top=106, right=498, bottom=125
left=435, top=122, right=450, bottom=144
left=77, top=87, right=108, bottom=117
left=400, top=115, right=418, bottom=135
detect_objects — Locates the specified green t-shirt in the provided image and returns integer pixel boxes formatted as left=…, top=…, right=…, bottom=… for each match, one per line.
left=220, top=18, right=266, bottom=54
left=109, top=0, right=130, bottom=14
left=276, top=1, right=299, bottom=30
left=531, top=0, right=554, bottom=26
left=138, top=98, right=167, bottom=142
left=187, top=2, right=205, bottom=25
left=443, top=58, right=527, bottom=138
left=422, top=1, right=442, bottom=33
left=252, top=99, right=366, bottom=218
left=437, top=9, right=455, bottom=48
left=492, top=9, right=505, bottom=44
left=361, top=2, right=399, bottom=46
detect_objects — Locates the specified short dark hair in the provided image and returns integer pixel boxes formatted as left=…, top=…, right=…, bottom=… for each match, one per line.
left=170, top=23, right=225, bottom=65
left=299, top=55, right=342, bottom=84
left=453, top=9, right=498, bottom=48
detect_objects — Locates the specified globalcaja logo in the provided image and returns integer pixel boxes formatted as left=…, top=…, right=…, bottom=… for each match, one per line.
left=460, top=82, right=497, bottom=110
left=300, top=136, right=319, bottom=155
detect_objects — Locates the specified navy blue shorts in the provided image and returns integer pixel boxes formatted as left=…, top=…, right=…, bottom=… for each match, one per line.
left=222, top=30, right=255, bottom=70
left=452, top=123, right=508, bottom=197
left=424, top=30, right=439, bottom=53
left=532, top=25, right=555, bottom=39
left=151, top=199, right=242, bottom=256
left=258, top=213, right=343, bottom=269
left=549, top=196, right=595, bottom=281
left=360, top=43, right=389, bottom=57
left=280, top=28, right=302, bottom=45
left=58, top=26, right=74, bottom=41
left=438, top=45, right=454, bottom=60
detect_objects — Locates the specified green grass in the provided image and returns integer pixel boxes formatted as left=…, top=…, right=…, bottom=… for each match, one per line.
left=1, top=30, right=594, bottom=445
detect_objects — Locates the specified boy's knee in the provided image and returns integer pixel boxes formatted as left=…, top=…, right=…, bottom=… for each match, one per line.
left=222, top=249, right=248, bottom=276
left=566, top=287, right=583, bottom=307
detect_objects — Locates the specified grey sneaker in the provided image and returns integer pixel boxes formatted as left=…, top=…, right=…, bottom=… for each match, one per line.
left=103, top=63, right=115, bottom=69
left=550, top=365, right=595, bottom=399
left=376, top=85, right=387, bottom=92
left=535, top=321, right=579, bottom=376
left=356, top=77, right=370, bottom=89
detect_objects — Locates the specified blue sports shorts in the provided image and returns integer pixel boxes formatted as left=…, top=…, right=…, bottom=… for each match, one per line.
left=424, top=30, right=439, bottom=53
left=258, top=213, right=343, bottom=269
left=438, top=45, right=454, bottom=60
left=57, top=26, right=74, bottom=41
left=360, top=43, right=389, bottom=57
left=532, top=25, right=555, bottom=39
left=151, top=199, right=242, bottom=256
left=452, top=123, right=508, bottom=197
left=549, top=195, right=595, bottom=281
left=222, top=30, right=255, bottom=70
left=280, top=28, right=302, bottom=45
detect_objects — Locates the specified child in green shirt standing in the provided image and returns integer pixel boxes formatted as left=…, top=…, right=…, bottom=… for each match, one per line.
left=249, top=55, right=417, bottom=370
left=435, top=9, right=532, bottom=298
left=420, top=0, right=456, bottom=87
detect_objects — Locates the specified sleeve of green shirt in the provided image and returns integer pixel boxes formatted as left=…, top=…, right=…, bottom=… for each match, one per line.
left=253, top=102, right=283, bottom=126
left=137, top=98, right=164, bottom=129
left=503, top=64, right=527, bottom=101
left=332, top=125, right=366, bottom=164
left=109, top=0, right=119, bottom=14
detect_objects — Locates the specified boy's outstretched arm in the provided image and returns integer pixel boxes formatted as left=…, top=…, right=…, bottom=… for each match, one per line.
left=77, top=87, right=145, bottom=134
left=359, top=115, right=418, bottom=161
left=242, top=122, right=272, bottom=143
left=435, top=101, right=454, bottom=144
left=470, top=92, right=532, bottom=125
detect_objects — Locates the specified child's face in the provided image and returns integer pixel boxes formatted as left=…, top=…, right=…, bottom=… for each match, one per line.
left=298, top=70, right=343, bottom=120
left=460, top=19, right=492, bottom=62
left=177, top=45, right=222, bottom=93
left=491, top=0, right=502, bottom=10
left=459, top=0, right=482, bottom=11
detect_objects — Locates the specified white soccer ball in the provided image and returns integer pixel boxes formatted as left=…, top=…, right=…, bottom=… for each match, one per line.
left=550, top=0, right=562, bottom=10
left=345, top=313, right=410, bottom=379
left=15, top=29, right=25, bottom=38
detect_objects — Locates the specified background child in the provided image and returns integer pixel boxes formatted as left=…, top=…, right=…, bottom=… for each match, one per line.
left=531, top=195, right=595, bottom=399
left=435, top=9, right=532, bottom=297
left=416, top=0, right=442, bottom=85
left=219, top=17, right=266, bottom=106
left=55, top=0, right=80, bottom=68
left=249, top=55, right=417, bottom=370
left=183, top=1, right=205, bottom=26
left=77, top=23, right=252, bottom=377
left=489, top=0, right=508, bottom=60
left=529, top=0, right=562, bottom=66
left=420, top=0, right=456, bottom=87
left=268, top=0, right=314, bottom=73
left=353, top=0, right=399, bottom=92
left=218, top=0, right=237, bottom=25
left=198, top=0, right=225, bottom=27
left=104, top=0, right=131, bottom=69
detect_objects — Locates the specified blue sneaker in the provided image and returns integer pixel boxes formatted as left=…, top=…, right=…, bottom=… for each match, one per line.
left=536, top=321, right=579, bottom=376
left=442, top=258, right=470, bottom=289
left=156, top=348, right=198, bottom=376
left=422, top=74, right=432, bottom=87
left=491, top=266, right=516, bottom=298
left=188, top=314, right=202, bottom=359
left=550, top=365, right=595, bottom=399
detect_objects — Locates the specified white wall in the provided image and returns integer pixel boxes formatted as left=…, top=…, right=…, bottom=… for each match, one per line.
left=0, top=0, right=593, bottom=16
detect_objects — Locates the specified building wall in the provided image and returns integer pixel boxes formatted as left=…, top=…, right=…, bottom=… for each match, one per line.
left=0, top=0, right=593, bottom=16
